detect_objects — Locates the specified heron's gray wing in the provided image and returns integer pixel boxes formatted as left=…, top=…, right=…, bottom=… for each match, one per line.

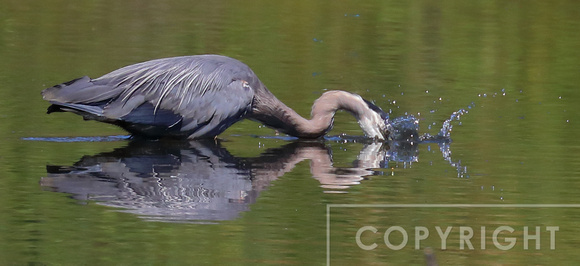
left=176, top=79, right=254, bottom=137
left=43, top=55, right=257, bottom=138
left=95, top=55, right=256, bottom=138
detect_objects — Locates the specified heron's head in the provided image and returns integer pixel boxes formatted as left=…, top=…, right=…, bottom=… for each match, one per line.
left=358, top=98, right=390, bottom=140
left=313, top=91, right=390, bottom=140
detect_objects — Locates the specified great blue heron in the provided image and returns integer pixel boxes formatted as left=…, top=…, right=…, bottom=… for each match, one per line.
left=42, top=55, right=389, bottom=140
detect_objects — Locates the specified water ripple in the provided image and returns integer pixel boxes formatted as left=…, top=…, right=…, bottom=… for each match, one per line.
left=22, top=135, right=131, bottom=142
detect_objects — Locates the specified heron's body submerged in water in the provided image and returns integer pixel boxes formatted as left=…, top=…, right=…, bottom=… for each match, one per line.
left=42, top=55, right=389, bottom=140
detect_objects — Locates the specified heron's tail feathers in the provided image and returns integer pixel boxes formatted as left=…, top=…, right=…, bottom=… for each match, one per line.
left=42, top=76, right=122, bottom=104
left=45, top=102, right=110, bottom=123
left=42, top=76, right=126, bottom=121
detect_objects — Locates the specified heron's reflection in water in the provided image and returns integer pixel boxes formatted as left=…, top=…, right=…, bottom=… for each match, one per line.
left=41, top=138, right=454, bottom=223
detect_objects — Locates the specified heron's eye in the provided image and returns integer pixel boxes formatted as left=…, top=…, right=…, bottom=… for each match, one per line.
left=241, top=80, right=251, bottom=90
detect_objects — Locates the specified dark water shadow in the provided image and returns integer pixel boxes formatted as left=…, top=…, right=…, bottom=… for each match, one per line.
left=41, top=137, right=462, bottom=223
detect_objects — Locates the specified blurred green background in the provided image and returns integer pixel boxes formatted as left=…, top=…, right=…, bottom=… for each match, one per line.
left=1, top=0, right=580, bottom=265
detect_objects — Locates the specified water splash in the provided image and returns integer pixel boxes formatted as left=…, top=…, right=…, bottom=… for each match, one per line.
left=387, top=115, right=420, bottom=142
left=437, top=108, right=469, bottom=138
left=427, top=107, right=470, bottom=178
left=380, top=106, right=470, bottom=178
left=438, top=141, right=468, bottom=178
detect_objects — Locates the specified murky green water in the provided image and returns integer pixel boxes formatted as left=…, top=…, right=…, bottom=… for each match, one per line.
left=2, top=0, right=580, bottom=265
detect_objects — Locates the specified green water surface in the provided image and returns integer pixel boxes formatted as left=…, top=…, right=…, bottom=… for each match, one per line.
left=1, top=1, right=580, bottom=265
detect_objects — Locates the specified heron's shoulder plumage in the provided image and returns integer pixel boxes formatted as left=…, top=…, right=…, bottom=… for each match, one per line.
left=97, top=55, right=255, bottom=93
left=90, top=55, right=253, bottom=115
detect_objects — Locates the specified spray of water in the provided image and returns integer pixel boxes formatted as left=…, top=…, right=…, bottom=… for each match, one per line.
left=432, top=107, right=470, bottom=177
left=382, top=105, right=471, bottom=178
left=386, top=115, right=420, bottom=142
left=437, top=108, right=469, bottom=138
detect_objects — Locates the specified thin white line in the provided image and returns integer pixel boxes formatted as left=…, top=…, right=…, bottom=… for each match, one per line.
left=326, top=204, right=330, bottom=266
left=327, top=204, right=580, bottom=208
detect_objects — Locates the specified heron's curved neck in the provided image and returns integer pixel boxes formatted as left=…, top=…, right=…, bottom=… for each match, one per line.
left=251, top=90, right=387, bottom=139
